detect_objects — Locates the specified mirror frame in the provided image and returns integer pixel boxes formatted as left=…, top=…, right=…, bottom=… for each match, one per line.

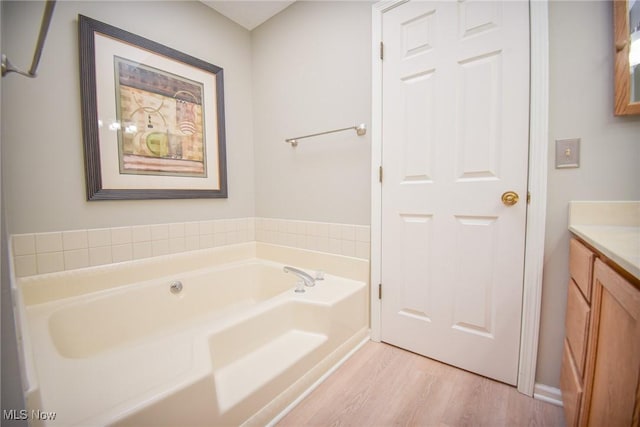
left=614, top=0, right=640, bottom=115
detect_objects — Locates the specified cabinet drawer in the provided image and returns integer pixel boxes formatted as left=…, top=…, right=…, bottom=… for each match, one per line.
left=565, top=279, right=590, bottom=376
left=569, top=239, right=594, bottom=301
left=560, top=340, right=583, bottom=427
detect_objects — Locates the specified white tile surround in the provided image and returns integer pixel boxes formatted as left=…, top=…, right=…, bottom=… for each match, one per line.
left=11, top=218, right=371, bottom=278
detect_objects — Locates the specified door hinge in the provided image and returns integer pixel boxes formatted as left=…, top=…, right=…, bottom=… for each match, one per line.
left=378, top=283, right=382, bottom=299
left=379, top=166, right=383, bottom=183
left=380, top=41, right=384, bottom=60
left=527, top=191, right=531, bottom=204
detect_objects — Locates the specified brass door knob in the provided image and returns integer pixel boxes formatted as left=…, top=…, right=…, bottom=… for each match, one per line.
left=501, top=191, right=519, bottom=206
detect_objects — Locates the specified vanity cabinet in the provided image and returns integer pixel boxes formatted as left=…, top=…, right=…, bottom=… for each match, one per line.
left=561, top=238, right=640, bottom=426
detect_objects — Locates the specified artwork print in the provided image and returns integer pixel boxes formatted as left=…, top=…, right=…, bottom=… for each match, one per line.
left=79, top=14, right=227, bottom=200
left=115, top=58, right=207, bottom=177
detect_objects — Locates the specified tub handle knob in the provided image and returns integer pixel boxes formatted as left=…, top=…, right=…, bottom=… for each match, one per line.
left=170, top=280, right=183, bottom=294
left=294, top=280, right=305, bottom=293
left=315, top=271, right=325, bottom=281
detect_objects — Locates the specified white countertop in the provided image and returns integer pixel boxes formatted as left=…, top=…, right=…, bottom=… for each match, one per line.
left=569, top=201, right=640, bottom=281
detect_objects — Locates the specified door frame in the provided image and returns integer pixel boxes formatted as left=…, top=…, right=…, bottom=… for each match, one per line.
left=370, top=0, right=549, bottom=396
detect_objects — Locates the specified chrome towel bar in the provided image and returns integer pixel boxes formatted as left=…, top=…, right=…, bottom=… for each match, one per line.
left=285, top=123, right=366, bottom=147
left=2, top=0, right=57, bottom=78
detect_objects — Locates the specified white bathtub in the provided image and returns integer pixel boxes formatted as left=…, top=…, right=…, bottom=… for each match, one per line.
left=15, top=243, right=369, bottom=426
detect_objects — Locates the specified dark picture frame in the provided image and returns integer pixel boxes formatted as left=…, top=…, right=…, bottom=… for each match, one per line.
left=78, top=15, right=228, bottom=200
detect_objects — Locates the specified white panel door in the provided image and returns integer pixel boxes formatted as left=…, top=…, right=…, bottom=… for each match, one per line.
left=380, top=0, right=530, bottom=385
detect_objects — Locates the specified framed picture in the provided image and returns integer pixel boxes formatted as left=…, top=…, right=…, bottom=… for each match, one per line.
left=78, top=15, right=227, bottom=200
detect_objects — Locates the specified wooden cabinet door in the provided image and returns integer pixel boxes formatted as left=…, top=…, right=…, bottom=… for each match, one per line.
left=584, top=259, right=640, bottom=426
left=561, top=340, right=584, bottom=427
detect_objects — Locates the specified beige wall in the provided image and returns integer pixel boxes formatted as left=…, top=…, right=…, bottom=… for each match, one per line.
left=537, top=0, right=640, bottom=388
left=1, top=1, right=255, bottom=235
left=251, top=1, right=372, bottom=225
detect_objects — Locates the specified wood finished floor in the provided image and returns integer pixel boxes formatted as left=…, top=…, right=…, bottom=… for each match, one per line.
left=277, top=342, right=565, bottom=427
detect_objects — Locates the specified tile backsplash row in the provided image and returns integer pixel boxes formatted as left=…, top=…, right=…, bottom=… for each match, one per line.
left=11, top=218, right=370, bottom=277
left=255, top=218, right=370, bottom=259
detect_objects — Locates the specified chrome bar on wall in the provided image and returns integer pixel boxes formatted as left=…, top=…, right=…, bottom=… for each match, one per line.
left=285, top=123, right=367, bottom=147
left=1, top=0, right=57, bottom=78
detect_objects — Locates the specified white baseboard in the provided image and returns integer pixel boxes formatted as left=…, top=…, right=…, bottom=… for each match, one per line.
left=533, top=383, right=563, bottom=407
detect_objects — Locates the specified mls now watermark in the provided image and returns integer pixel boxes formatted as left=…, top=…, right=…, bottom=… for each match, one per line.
left=3, top=409, right=57, bottom=421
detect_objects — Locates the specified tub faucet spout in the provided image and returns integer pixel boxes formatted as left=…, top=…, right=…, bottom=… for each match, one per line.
left=283, top=266, right=316, bottom=287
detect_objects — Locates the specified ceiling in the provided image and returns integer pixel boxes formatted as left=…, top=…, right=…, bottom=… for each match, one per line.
left=201, top=1, right=296, bottom=31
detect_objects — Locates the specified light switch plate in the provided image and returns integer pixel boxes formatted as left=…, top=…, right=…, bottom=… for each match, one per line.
left=555, top=138, right=580, bottom=168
